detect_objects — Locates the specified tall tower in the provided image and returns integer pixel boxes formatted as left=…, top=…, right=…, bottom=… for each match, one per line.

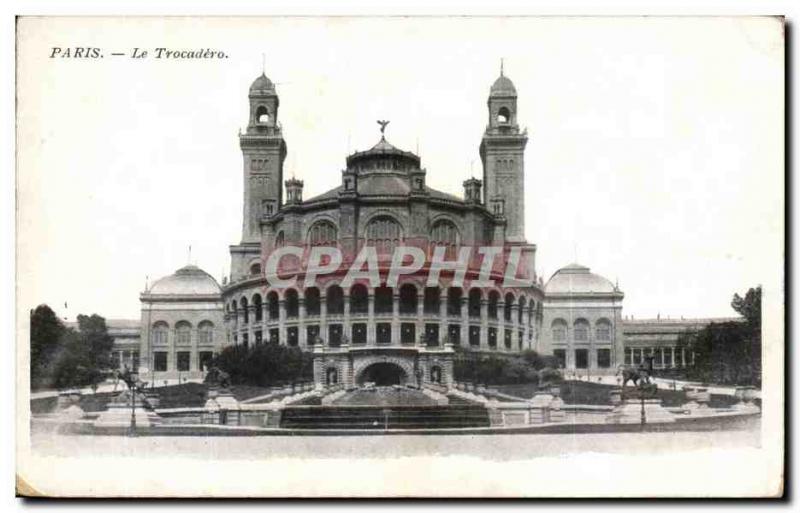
left=239, top=73, right=287, bottom=243
left=479, top=67, right=528, bottom=243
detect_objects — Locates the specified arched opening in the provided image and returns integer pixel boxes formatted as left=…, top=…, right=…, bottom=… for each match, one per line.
left=423, top=286, right=440, bottom=314
left=552, top=318, right=567, bottom=342
left=326, top=285, right=344, bottom=315
left=574, top=318, right=590, bottom=341
left=504, top=292, right=515, bottom=321
left=468, top=289, right=482, bottom=318
left=365, top=215, right=403, bottom=255
left=595, top=318, right=612, bottom=341
left=488, top=291, right=499, bottom=320
left=358, top=362, right=407, bottom=386
left=447, top=287, right=463, bottom=316
left=326, top=367, right=339, bottom=385
left=198, top=321, right=214, bottom=345
left=374, top=286, right=393, bottom=314
left=431, top=219, right=460, bottom=258
left=267, top=291, right=279, bottom=320
left=430, top=365, right=442, bottom=384
left=308, top=220, right=338, bottom=246
left=497, top=106, right=510, bottom=124
left=304, top=287, right=321, bottom=317
left=518, top=297, right=526, bottom=324
left=350, top=284, right=368, bottom=314
left=256, top=105, right=270, bottom=124
left=240, top=297, right=249, bottom=324
left=152, top=321, right=169, bottom=345
left=399, top=284, right=417, bottom=314
left=252, top=294, right=263, bottom=322
left=285, top=289, right=299, bottom=318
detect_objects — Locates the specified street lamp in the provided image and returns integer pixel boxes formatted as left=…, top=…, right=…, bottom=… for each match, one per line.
left=118, top=367, right=145, bottom=437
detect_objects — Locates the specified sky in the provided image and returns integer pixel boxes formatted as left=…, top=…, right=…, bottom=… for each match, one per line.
left=16, top=16, right=784, bottom=322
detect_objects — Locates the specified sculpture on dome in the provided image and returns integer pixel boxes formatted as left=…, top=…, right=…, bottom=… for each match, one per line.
left=377, top=119, right=390, bottom=135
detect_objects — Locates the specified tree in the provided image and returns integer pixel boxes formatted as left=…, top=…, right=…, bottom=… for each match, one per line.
left=210, top=344, right=313, bottom=387
left=678, top=286, right=762, bottom=387
left=49, top=314, right=115, bottom=390
left=30, top=305, right=66, bottom=389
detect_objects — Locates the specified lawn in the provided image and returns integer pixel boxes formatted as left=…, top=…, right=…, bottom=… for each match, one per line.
left=497, top=381, right=738, bottom=408
left=30, top=383, right=275, bottom=413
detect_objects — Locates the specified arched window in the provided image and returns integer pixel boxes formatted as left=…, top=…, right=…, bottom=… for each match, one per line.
left=305, top=287, right=320, bottom=316
left=365, top=216, right=402, bottom=254
left=308, top=220, right=338, bottom=246
left=326, top=285, right=344, bottom=315
left=596, top=318, right=612, bottom=341
left=551, top=319, right=567, bottom=342
left=488, top=291, right=500, bottom=320
left=504, top=292, right=515, bottom=321
left=424, top=287, right=440, bottom=315
left=518, top=297, right=527, bottom=324
left=152, top=321, right=169, bottom=345
left=274, top=231, right=285, bottom=248
left=256, top=105, right=270, bottom=124
left=198, top=321, right=214, bottom=345
left=175, top=321, right=192, bottom=345
left=497, top=106, right=510, bottom=124
left=399, top=284, right=417, bottom=314
left=250, top=262, right=262, bottom=276
left=447, top=288, right=462, bottom=316
left=252, top=294, right=263, bottom=322
left=374, top=286, right=393, bottom=314
left=350, top=284, right=368, bottom=314
left=468, top=289, right=482, bottom=318
left=574, top=318, right=590, bottom=341
left=267, top=291, right=279, bottom=320
left=431, top=220, right=459, bottom=256
left=240, top=297, right=249, bottom=324
left=285, top=289, right=299, bottom=318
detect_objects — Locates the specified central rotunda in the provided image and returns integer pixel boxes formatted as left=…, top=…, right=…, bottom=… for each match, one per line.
left=222, top=70, right=545, bottom=388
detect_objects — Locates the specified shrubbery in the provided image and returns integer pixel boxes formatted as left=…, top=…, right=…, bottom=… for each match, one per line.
left=209, top=343, right=313, bottom=387
left=453, top=348, right=562, bottom=387
left=30, top=305, right=114, bottom=390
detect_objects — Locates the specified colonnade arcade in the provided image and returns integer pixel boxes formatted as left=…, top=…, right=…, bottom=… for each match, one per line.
left=224, top=280, right=541, bottom=352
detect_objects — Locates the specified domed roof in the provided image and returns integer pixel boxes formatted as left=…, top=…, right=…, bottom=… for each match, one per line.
left=490, top=74, right=517, bottom=97
left=346, top=135, right=421, bottom=168
left=249, top=73, right=275, bottom=94
left=148, top=265, right=221, bottom=296
left=545, top=263, right=617, bottom=295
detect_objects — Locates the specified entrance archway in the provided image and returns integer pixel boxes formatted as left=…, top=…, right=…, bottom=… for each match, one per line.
left=357, top=362, right=407, bottom=386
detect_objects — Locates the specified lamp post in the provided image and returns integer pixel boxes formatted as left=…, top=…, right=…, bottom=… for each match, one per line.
left=118, top=367, right=145, bottom=437
left=128, top=370, right=139, bottom=437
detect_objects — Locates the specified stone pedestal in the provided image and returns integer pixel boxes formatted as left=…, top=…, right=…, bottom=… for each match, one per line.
left=732, top=386, right=760, bottom=413
left=94, top=391, right=162, bottom=427
left=608, top=386, right=623, bottom=406
left=605, top=399, right=675, bottom=425
left=53, top=390, right=82, bottom=413
left=203, top=388, right=241, bottom=425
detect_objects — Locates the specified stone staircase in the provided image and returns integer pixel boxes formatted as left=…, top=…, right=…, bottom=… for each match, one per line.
left=280, top=404, right=490, bottom=430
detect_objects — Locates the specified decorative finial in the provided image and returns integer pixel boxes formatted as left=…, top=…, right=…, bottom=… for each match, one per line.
left=188, top=244, right=192, bottom=264
left=377, top=119, right=390, bottom=138
left=500, top=58, right=504, bottom=77
left=261, top=53, right=265, bottom=74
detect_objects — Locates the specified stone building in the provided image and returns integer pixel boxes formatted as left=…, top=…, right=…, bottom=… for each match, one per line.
left=99, top=68, right=741, bottom=383
left=221, top=70, right=542, bottom=388
left=136, top=265, right=225, bottom=380
left=541, top=263, right=625, bottom=374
